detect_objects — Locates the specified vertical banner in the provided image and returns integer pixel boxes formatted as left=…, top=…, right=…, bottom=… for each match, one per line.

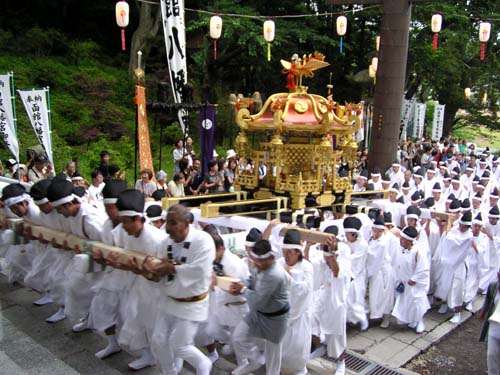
left=200, top=104, right=216, bottom=174
left=18, top=88, right=53, bottom=163
left=135, top=86, right=155, bottom=177
left=0, top=73, right=19, bottom=162
left=355, top=102, right=365, bottom=144
left=412, top=103, right=426, bottom=140
left=400, top=97, right=415, bottom=140
left=160, top=0, right=188, bottom=135
left=431, top=102, right=445, bottom=141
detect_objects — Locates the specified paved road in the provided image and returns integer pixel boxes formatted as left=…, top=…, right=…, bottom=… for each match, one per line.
left=0, top=271, right=484, bottom=375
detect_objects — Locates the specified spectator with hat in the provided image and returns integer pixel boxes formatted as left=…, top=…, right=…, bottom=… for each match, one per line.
left=27, top=154, right=53, bottom=184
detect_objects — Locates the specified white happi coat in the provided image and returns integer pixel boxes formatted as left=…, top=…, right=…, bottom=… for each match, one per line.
left=24, top=209, right=63, bottom=293
left=278, top=258, right=314, bottom=374
left=464, top=234, right=481, bottom=303
left=392, top=243, right=430, bottom=324
left=345, top=236, right=368, bottom=324
left=207, top=249, right=250, bottom=341
left=3, top=201, right=39, bottom=284
left=432, top=228, right=473, bottom=306
left=63, top=202, right=107, bottom=321
left=117, top=224, right=168, bottom=352
left=366, top=234, right=395, bottom=319
left=87, top=220, right=136, bottom=332
left=315, top=242, right=352, bottom=336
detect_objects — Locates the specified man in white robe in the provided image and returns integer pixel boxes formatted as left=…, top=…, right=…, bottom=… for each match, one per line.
left=145, top=204, right=215, bottom=375
left=433, top=211, right=474, bottom=324
left=392, top=226, right=430, bottom=333
left=277, top=229, right=314, bottom=375
left=366, top=215, right=395, bottom=328
left=111, top=189, right=169, bottom=371
left=343, top=216, right=369, bottom=330
left=47, top=179, right=107, bottom=324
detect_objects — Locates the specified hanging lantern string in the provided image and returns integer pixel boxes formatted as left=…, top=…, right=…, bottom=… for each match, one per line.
left=136, top=0, right=500, bottom=22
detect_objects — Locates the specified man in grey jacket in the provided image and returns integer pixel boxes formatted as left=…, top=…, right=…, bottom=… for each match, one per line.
left=479, top=268, right=500, bottom=375
left=230, top=239, right=291, bottom=375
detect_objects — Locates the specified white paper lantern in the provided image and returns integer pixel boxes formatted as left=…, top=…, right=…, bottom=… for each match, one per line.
left=479, top=21, right=491, bottom=61
left=263, top=20, right=275, bottom=42
left=368, top=64, right=376, bottom=78
left=431, top=14, right=442, bottom=33
left=371, top=57, right=378, bottom=71
left=464, top=87, right=471, bottom=99
left=375, top=36, right=380, bottom=52
left=210, top=15, right=223, bottom=40
left=479, top=21, right=491, bottom=42
left=336, top=15, right=347, bottom=36
left=115, top=1, right=129, bottom=51
left=115, top=1, right=129, bottom=28
left=263, top=20, right=275, bottom=62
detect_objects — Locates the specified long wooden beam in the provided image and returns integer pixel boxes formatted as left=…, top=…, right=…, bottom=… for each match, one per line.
left=162, top=191, right=247, bottom=210
left=200, top=197, right=288, bottom=219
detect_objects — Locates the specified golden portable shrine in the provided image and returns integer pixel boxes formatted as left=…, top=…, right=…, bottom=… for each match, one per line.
left=232, top=52, right=362, bottom=210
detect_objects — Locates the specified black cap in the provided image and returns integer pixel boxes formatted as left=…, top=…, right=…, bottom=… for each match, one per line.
left=152, top=189, right=167, bottom=201
left=489, top=205, right=500, bottom=218
left=343, top=216, right=362, bottom=232
left=459, top=210, right=472, bottom=225
left=1, top=183, right=26, bottom=202
left=47, top=180, right=74, bottom=207
left=245, top=227, right=262, bottom=247
left=383, top=211, right=393, bottom=225
left=449, top=199, right=461, bottom=213
left=423, top=197, right=435, bottom=208
left=146, top=204, right=163, bottom=220
left=432, top=182, right=442, bottom=192
left=396, top=196, right=405, bottom=204
left=411, top=190, right=422, bottom=202
left=116, top=189, right=145, bottom=216
left=406, top=205, right=421, bottom=218
left=461, top=198, right=471, bottom=209
left=324, top=225, right=339, bottom=236
left=30, top=179, right=52, bottom=203
left=102, top=180, right=128, bottom=203
left=73, top=186, right=86, bottom=198
left=372, top=214, right=385, bottom=228
left=401, top=226, right=418, bottom=241
left=283, top=229, right=302, bottom=251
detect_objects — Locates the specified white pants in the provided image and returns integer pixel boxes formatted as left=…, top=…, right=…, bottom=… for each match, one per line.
left=232, top=320, right=282, bottom=375
left=151, top=313, right=211, bottom=375
left=325, top=333, right=346, bottom=360
left=488, top=334, right=500, bottom=375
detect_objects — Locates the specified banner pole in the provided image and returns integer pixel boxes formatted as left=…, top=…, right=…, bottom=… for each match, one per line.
left=9, top=72, right=20, bottom=182
left=45, top=87, right=54, bottom=164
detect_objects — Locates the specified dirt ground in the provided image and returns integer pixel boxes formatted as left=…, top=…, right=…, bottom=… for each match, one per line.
left=405, top=315, right=488, bottom=375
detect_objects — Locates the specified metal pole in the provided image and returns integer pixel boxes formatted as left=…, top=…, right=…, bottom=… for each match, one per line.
left=45, top=86, right=54, bottom=166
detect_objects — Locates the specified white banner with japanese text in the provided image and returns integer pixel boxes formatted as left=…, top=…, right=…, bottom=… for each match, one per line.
left=18, top=88, right=53, bottom=163
left=400, top=97, right=415, bottom=140
left=431, top=103, right=445, bottom=141
left=412, top=103, right=426, bottom=140
left=0, top=73, right=19, bottom=162
left=160, top=0, right=188, bottom=134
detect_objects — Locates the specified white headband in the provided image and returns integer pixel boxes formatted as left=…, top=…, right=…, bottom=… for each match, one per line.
left=372, top=224, right=385, bottom=230
left=344, top=228, right=359, bottom=233
left=249, top=250, right=273, bottom=259
left=406, top=214, right=419, bottom=220
left=282, top=243, right=302, bottom=251
left=34, top=197, right=49, bottom=206
left=400, top=231, right=416, bottom=242
left=103, top=198, right=118, bottom=204
left=119, top=210, right=144, bottom=217
left=51, top=194, right=78, bottom=208
left=4, top=193, right=31, bottom=207
left=245, top=241, right=256, bottom=247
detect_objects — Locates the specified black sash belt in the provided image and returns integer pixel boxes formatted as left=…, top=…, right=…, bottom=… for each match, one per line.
left=258, top=304, right=290, bottom=317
